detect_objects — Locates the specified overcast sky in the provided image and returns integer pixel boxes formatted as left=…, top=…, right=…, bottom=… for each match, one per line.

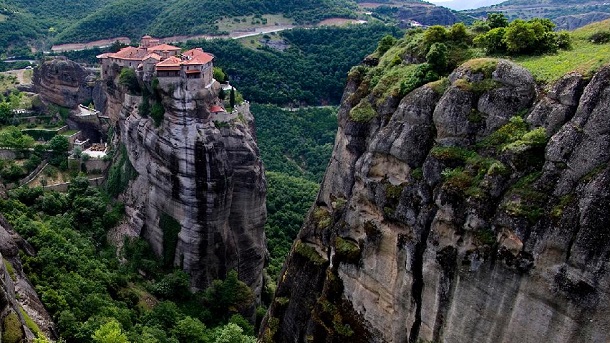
left=427, top=0, right=506, bottom=10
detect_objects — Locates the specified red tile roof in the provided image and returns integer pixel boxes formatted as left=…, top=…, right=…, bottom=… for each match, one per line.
left=155, top=56, right=182, bottom=70
left=147, top=44, right=181, bottom=52
left=210, top=105, right=225, bottom=113
left=182, top=48, right=214, bottom=65
left=111, top=46, right=150, bottom=60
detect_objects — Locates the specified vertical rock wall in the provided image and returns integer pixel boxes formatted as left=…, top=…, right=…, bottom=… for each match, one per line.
left=115, top=83, right=267, bottom=297
left=262, top=59, right=610, bottom=342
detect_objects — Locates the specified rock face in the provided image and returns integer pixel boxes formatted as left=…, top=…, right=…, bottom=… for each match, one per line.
left=262, top=59, right=610, bottom=342
left=110, top=78, right=267, bottom=297
left=33, top=57, right=107, bottom=112
left=0, top=215, right=55, bottom=341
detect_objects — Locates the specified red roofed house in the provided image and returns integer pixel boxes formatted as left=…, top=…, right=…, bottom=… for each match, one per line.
left=97, top=36, right=214, bottom=89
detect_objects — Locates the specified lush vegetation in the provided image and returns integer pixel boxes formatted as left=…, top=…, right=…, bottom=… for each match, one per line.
left=54, top=0, right=356, bottom=44
left=514, top=18, right=610, bottom=83
left=181, top=24, right=402, bottom=106
left=1, top=180, right=259, bottom=342
left=252, top=103, right=338, bottom=281
left=253, top=104, right=336, bottom=182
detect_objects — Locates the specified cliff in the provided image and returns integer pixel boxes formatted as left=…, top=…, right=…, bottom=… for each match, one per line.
left=32, top=57, right=268, bottom=300
left=33, top=57, right=107, bottom=112
left=0, top=215, right=54, bottom=342
left=262, top=59, right=610, bottom=342
left=111, top=79, right=267, bottom=297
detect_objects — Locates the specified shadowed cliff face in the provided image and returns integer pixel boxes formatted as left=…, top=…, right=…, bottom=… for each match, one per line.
left=262, top=59, right=610, bottom=343
left=33, top=58, right=107, bottom=112
left=114, top=83, right=267, bottom=297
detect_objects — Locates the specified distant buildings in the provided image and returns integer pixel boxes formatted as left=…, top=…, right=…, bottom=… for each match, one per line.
left=97, top=35, right=214, bottom=90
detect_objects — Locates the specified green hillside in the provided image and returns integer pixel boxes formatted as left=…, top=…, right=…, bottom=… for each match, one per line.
left=55, top=0, right=357, bottom=44
left=53, top=0, right=167, bottom=44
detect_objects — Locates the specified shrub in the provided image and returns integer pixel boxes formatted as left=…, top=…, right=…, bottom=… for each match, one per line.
left=349, top=100, right=376, bottom=122
left=2, top=311, right=24, bottom=343
left=426, top=42, right=448, bottom=72
left=376, top=34, right=397, bottom=56
left=118, top=68, right=140, bottom=95
left=590, top=31, right=610, bottom=44
left=151, top=103, right=165, bottom=127
left=474, top=28, right=507, bottom=54
left=423, top=25, right=448, bottom=48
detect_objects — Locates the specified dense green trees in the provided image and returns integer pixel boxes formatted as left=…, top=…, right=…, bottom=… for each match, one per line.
left=0, top=180, right=258, bottom=342
left=253, top=104, right=336, bottom=181
left=181, top=24, right=402, bottom=106
left=252, top=104, right=337, bottom=280
left=52, top=0, right=356, bottom=44
left=474, top=14, right=572, bottom=55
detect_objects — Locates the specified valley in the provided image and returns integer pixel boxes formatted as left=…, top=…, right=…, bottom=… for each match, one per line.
left=1, top=1, right=610, bottom=342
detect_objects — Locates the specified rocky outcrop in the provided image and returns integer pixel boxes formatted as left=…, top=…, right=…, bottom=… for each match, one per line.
left=262, top=59, right=610, bottom=342
left=555, top=12, right=610, bottom=31
left=0, top=216, right=54, bottom=342
left=110, top=79, right=267, bottom=298
left=33, top=57, right=107, bottom=112
left=395, top=4, right=458, bottom=27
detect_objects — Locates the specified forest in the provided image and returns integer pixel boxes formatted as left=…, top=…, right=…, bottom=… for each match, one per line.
left=183, top=24, right=402, bottom=106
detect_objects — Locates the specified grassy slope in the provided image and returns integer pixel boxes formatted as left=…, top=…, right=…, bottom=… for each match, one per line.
left=513, top=19, right=610, bottom=83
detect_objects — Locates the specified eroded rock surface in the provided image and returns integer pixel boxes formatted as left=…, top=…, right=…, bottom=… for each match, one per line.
left=111, top=81, right=267, bottom=298
left=33, top=57, right=106, bottom=112
left=262, top=60, right=610, bottom=343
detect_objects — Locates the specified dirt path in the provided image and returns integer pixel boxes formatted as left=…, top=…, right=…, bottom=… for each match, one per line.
left=1, top=69, right=29, bottom=84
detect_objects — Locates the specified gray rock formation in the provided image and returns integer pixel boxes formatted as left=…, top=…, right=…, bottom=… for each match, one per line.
left=33, top=57, right=107, bottom=113
left=262, top=59, right=610, bottom=342
left=0, top=215, right=54, bottom=342
left=555, top=12, right=610, bottom=31
left=110, top=79, right=267, bottom=297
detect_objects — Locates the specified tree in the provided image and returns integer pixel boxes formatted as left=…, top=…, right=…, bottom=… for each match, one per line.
left=376, top=34, right=397, bottom=56
left=48, top=135, right=70, bottom=167
left=487, top=13, right=508, bottom=29
left=151, top=103, right=165, bottom=127
left=0, top=127, right=35, bottom=151
left=171, top=317, right=207, bottom=343
left=213, top=67, right=226, bottom=83
left=449, top=22, right=469, bottom=44
left=0, top=102, right=11, bottom=124
left=230, top=87, right=236, bottom=109
left=203, top=270, right=254, bottom=323
left=474, top=27, right=507, bottom=54
left=92, top=320, right=129, bottom=343
left=119, top=68, right=141, bottom=94
left=423, top=25, right=448, bottom=48
left=426, top=42, right=448, bottom=72
left=48, top=135, right=69, bottom=154
left=209, top=323, right=256, bottom=343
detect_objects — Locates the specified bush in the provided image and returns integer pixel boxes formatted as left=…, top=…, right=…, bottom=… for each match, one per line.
left=349, top=100, right=376, bottom=122
left=426, top=42, right=448, bottom=72
left=376, top=34, right=397, bottom=56
left=118, top=68, right=140, bottom=95
left=2, top=311, right=24, bottom=343
left=590, top=31, right=610, bottom=44
left=151, top=103, right=165, bottom=127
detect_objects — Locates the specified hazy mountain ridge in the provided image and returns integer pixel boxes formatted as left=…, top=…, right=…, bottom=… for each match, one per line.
left=464, top=0, right=610, bottom=30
